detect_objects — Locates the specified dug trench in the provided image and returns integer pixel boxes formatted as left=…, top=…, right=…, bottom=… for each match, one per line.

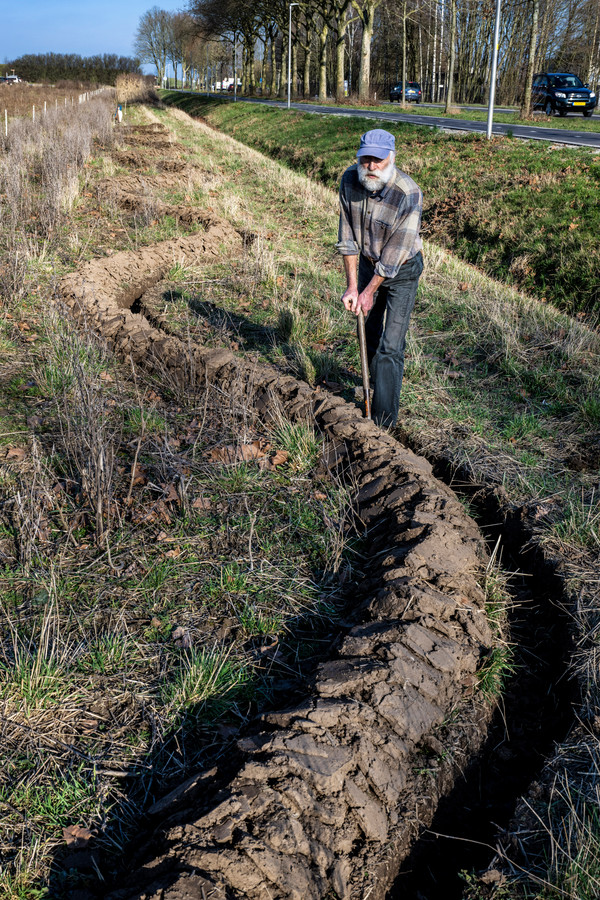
left=389, top=488, right=575, bottom=899
left=56, top=214, right=576, bottom=900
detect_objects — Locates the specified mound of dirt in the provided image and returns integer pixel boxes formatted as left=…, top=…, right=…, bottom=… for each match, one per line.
left=59, top=231, right=496, bottom=899
left=101, top=126, right=210, bottom=227
left=97, top=173, right=212, bottom=226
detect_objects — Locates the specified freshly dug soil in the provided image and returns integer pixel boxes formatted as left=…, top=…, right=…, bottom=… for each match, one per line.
left=59, top=222, right=496, bottom=899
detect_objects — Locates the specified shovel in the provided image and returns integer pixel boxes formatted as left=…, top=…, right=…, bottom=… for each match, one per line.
left=357, top=310, right=371, bottom=419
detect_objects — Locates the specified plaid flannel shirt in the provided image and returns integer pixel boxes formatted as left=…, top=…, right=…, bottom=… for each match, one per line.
left=336, top=163, right=423, bottom=279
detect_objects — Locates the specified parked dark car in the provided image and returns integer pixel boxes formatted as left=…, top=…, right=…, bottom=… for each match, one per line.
left=532, top=72, right=597, bottom=117
left=389, top=81, right=422, bottom=103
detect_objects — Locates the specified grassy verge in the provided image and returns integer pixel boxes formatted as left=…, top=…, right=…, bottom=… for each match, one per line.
left=151, top=101, right=600, bottom=898
left=159, top=92, right=600, bottom=317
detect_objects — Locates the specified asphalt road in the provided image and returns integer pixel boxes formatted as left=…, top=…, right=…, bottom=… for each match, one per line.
left=246, top=97, right=600, bottom=149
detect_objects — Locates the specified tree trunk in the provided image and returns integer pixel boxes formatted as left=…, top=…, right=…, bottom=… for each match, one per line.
left=292, top=39, right=298, bottom=99
left=520, top=0, right=539, bottom=118
left=261, top=34, right=268, bottom=93
left=270, top=34, right=277, bottom=96
left=318, top=19, right=329, bottom=101
left=336, top=15, right=348, bottom=101
left=303, top=46, right=312, bottom=97
left=357, top=0, right=377, bottom=101
left=444, top=0, right=456, bottom=111
left=279, top=40, right=287, bottom=97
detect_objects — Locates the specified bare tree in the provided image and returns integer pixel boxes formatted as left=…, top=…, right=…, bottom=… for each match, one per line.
left=134, top=7, right=173, bottom=85
left=352, top=0, right=383, bottom=100
left=334, top=1, right=356, bottom=102
left=444, top=0, right=456, bottom=110
left=521, top=0, right=540, bottom=116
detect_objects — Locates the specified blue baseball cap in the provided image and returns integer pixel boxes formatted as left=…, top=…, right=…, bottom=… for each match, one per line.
left=356, top=129, right=395, bottom=159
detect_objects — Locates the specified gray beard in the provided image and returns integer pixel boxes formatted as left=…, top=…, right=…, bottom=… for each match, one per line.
left=357, top=159, right=396, bottom=192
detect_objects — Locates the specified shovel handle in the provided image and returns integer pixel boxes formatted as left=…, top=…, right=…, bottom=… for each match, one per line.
left=357, top=310, right=371, bottom=420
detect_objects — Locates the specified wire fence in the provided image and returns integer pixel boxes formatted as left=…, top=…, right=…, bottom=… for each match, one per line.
left=3, top=85, right=113, bottom=137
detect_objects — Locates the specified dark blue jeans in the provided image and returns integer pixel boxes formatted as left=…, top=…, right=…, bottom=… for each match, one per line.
left=358, top=251, right=423, bottom=428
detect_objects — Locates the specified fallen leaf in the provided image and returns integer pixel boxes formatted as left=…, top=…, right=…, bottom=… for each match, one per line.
left=131, top=500, right=172, bottom=525
left=161, top=483, right=179, bottom=503
left=171, top=625, right=192, bottom=648
left=268, top=450, right=289, bottom=469
left=6, top=447, right=25, bottom=461
left=480, top=869, right=506, bottom=886
left=314, top=491, right=327, bottom=501
left=130, top=464, right=147, bottom=486
left=151, top=617, right=162, bottom=629
left=192, top=496, right=212, bottom=510
left=63, top=824, right=93, bottom=848
left=99, top=372, right=114, bottom=383
left=208, top=442, right=266, bottom=465
left=164, top=547, right=181, bottom=559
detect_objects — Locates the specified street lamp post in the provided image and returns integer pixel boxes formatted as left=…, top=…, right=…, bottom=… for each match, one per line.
left=486, top=0, right=502, bottom=139
left=288, top=3, right=299, bottom=109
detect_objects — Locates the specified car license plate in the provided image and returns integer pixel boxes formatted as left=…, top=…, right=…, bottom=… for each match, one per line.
left=573, top=102, right=585, bottom=106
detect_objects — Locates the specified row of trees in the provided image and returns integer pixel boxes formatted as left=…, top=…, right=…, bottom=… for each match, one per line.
left=134, top=8, right=204, bottom=88
left=3, top=53, right=142, bottom=85
left=135, top=0, right=600, bottom=108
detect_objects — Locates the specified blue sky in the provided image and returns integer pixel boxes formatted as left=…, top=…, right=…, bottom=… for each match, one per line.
left=2, top=0, right=185, bottom=65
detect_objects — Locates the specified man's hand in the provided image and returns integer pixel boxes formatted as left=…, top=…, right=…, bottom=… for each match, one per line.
left=341, top=256, right=383, bottom=316
left=342, top=284, right=379, bottom=316
left=341, top=286, right=359, bottom=314
left=342, top=286, right=376, bottom=316
left=357, top=288, right=375, bottom=315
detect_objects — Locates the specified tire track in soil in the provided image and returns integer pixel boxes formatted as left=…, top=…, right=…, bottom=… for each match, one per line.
left=60, top=123, right=498, bottom=900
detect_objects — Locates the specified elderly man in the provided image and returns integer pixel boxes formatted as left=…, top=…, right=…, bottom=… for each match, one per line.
left=337, top=128, right=423, bottom=428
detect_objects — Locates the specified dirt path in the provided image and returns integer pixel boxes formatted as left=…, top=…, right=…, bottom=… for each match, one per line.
left=56, top=121, right=499, bottom=899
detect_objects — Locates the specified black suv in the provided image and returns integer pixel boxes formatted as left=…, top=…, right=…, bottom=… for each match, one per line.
left=532, top=72, right=597, bottom=117
left=389, top=81, right=422, bottom=103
